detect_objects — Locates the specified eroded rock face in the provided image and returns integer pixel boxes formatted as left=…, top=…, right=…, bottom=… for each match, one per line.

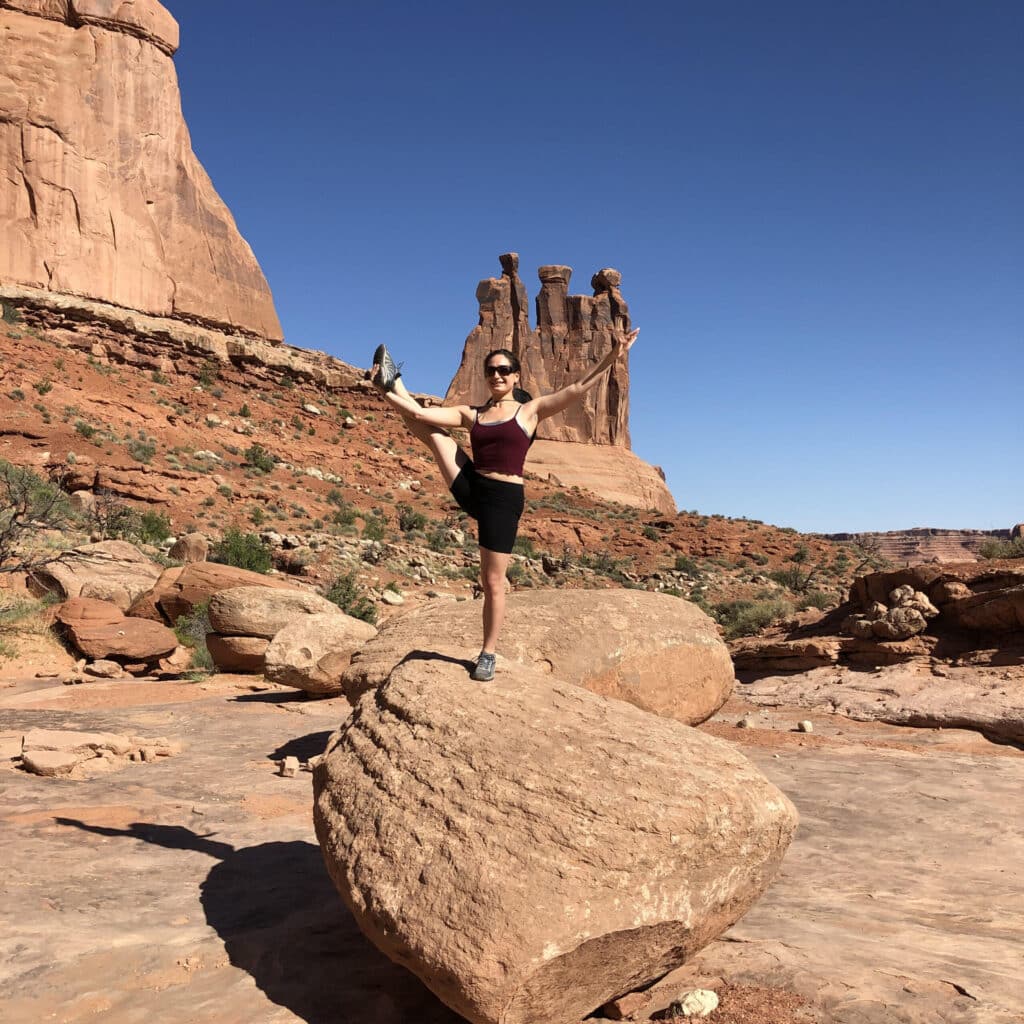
left=314, top=657, right=798, bottom=1024
left=0, top=2, right=282, bottom=340
left=343, top=589, right=734, bottom=725
left=445, top=254, right=630, bottom=446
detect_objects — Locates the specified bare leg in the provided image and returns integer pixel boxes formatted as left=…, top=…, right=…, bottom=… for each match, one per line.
left=375, top=371, right=467, bottom=487
left=479, top=547, right=510, bottom=653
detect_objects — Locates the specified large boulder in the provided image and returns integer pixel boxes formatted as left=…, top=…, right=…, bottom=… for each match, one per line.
left=342, top=590, right=734, bottom=725
left=205, top=633, right=269, bottom=673
left=207, top=586, right=341, bottom=639
left=29, top=540, right=161, bottom=610
left=145, top=562, right=295, bottom=624
left=264, top=612, right=377, bottom=695
left=56, top=596, right=177, bottom=661
left=168, top=533, right=208, bottom=564
left=314, top=656, right=798, bottom=1024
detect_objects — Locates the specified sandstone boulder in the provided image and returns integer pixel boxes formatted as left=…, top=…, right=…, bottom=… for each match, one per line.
left=168, top=533, right=208, bottom=564
left=207, top=585, right=340, bottom=639
left=126, top=564, right=184, bottom=621
left=264, top=612, right=377, bottom=695
left=314, top=656, right=798, bottom=1024
left=56, top=596, right=177, bottom=661
left=148, top=562, right=294, bottom=624
left=205, top=634, right=269, bottom=673
left=30, top=540, right=161, bottom=610
left=342, top=590, right=734, bottom=725
left=944, top=585, right=1024, bottom=633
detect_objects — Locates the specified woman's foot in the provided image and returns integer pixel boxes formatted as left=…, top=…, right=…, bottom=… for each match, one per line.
left=371, top=344, right=401, bottom=392
left=471, top=651, right=496, bottom=682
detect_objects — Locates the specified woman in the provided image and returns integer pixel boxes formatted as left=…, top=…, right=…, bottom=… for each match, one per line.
left=371, top=328, right=638, bottom=681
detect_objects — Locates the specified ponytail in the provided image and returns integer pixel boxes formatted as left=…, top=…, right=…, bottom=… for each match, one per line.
left=512, top=386, right=533, bottom=403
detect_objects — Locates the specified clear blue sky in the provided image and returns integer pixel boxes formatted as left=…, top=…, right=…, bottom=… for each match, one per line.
left=167, top=0, right=1022, bottom=533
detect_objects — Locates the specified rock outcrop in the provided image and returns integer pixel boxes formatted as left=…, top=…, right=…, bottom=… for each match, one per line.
left=445, top=254, right=675, bottom=514
left=56, top=595, right=179, bottom=667
left=342, top=589, right=734, bottom=725
left=314, top=656, right=797, bottom=1024
left=446, top=255, right=629, bottom=445
left=0, top=1, right=282, bottom=340
left=733, top=559, right=1024, bottom=674
left=820, top=527, right=1010, bottom=565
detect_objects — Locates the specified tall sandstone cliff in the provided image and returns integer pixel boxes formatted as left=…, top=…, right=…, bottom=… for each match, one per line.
left=0, top=0, right=282, bottom=340
left=446, top=254, right=675, bottom=514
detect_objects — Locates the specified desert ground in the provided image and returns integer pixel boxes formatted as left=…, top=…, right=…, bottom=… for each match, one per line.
left=3, top=662, right=1021, bottom=1024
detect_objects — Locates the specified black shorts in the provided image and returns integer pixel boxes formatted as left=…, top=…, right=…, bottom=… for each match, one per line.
left=449, top=464, right=525, bottom=554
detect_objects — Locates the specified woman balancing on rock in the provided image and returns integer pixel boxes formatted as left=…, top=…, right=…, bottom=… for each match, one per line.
left=370, top=329, right=638, bottom=682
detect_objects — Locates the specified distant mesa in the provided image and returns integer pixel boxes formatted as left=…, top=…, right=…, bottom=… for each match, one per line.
left=0, top=0, right=282, bottom=341
left=820, top=527, right=1012, bottom=566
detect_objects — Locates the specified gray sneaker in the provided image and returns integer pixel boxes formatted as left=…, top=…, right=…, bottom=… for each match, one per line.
left=471, top=652, right=496, bottom=682
left=371, top=343, right=401, bottom=392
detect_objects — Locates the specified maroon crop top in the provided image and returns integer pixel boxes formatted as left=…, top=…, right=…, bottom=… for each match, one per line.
left=470, top=406, right=534, bottom=476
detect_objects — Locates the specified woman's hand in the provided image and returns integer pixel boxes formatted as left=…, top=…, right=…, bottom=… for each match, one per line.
left=613, top=327, right=640, bottom=357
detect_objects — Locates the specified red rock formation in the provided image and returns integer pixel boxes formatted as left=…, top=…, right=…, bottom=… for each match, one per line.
left=445, top=254, right=630, bottom=445
left=0, top=1, right=282, bottom=340
left=820, top=528, right=1009, bottom=565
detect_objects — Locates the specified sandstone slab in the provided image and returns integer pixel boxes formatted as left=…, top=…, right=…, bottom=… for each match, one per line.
left=264, top=612, right=377, bottom=695
left=167, top=533, right=208, bottom=564
left=150, top=562, right=294, bottom=624
left=29, top=540, right=161, bottom=610
left=56, top=596, right=178, bottom=661
left=207, top=586, right=340, bottom=639
left=342, top=589, right=734, bottom=724
left=314, top=656, right=797, bottom=1024
left=742, top=663, right=1024, bottom=744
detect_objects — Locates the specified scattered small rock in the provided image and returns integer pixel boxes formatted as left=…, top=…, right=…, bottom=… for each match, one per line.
left=279, top=756, right=300, bottom=778
left=797, top=720, right=814, bottom=733
left=670, top=988, right=719, bottom=1017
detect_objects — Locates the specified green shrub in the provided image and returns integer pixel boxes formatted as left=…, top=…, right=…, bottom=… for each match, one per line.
left=33, top=380, right=53, bottom=396
left=2, top=303, right=22, bottom=324
left=800, top=590, right=836, bottom=611
left=239, top=403, right=251, bottom=418
left=978, top=537, right=1024, bottom=560
left=197, top=359, right=220, bottom=388
left=134, top=510, right=172, bottom=544
left=0, top=461, right=73, bottom=574
left=8, top=389, right=25, bottom=402
left=174, top=600, right=213, bottom=671
left=325, top=571, right=377, bottom=624
left=769, top=566, right=810, bottom=592
left=126, top=438, right=156, bottom=464
left=397, top=503, right=427, bottom=533
left=673, top=554, right=699, bottom=574
left=642, top=525, right=660, bottom=541
left=244, top=443, right=275, bottom=474
left=512, top=536, right=537, bottom=558
left=712, top=598, right=793, bottom=639
left=210, top=527, right=272, bottom=573
left=362, top=514, right=386, bottom=541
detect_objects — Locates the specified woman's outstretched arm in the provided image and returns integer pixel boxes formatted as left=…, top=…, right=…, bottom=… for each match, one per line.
left=525, top=327, right=639, bottom=424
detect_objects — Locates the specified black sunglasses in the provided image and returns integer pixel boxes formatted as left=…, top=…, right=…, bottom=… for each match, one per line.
left=485, top=364, right=515, bottom=377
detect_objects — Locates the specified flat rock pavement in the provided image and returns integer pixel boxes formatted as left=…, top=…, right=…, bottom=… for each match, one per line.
left=1, top=674, right=1022, bottom=1024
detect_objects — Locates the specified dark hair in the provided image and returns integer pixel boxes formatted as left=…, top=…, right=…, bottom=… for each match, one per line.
left=483, top=349, right=533, bottom=403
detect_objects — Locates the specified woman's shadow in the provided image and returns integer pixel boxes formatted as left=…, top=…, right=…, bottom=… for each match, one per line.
left=55, top=818, right=463, bottom=1024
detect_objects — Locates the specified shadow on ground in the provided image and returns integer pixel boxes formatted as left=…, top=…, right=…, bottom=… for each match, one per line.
left=55, top=819, right=461, bottom=1024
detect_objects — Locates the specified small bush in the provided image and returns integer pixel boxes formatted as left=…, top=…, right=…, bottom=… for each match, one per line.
left=513, top=536, right=537, bottom=558
left=362, top=514, right=386, bottom=541
left=800, top=590, right=836, bottom=611
left=642, top=525, right=660, bottom=541
left=174, top=601, right=213, bottom=671
left=712, top=598, right=793, bottom=639
left=8, top=389, right=25, bottom=402
left=33, top=380, right=53, bottom=396
left=2, top=303, right=22, bottom=324
left=244, top=443, right=275, bottom=474
left=239, top=403, right=251, bottom=418
left=397, top=503, right=427, bottom=533
left=210, top=527, right=272, bottom=573
left=673, top=554, right=699, bottom=574
left=978, top=537, right=1024, bottom=560
left=325, top=571, right=377, bottom=624
left=126, top=438, right=157, bottom=464
left=134, top=510, right=172, bottom=544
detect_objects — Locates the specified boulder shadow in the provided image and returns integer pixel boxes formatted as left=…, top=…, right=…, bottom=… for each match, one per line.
left=400, top=649, right=475, bottom=672
left=269, top=730, right=335, bottom=763
left=54, top=818, right=462, bottom=1024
